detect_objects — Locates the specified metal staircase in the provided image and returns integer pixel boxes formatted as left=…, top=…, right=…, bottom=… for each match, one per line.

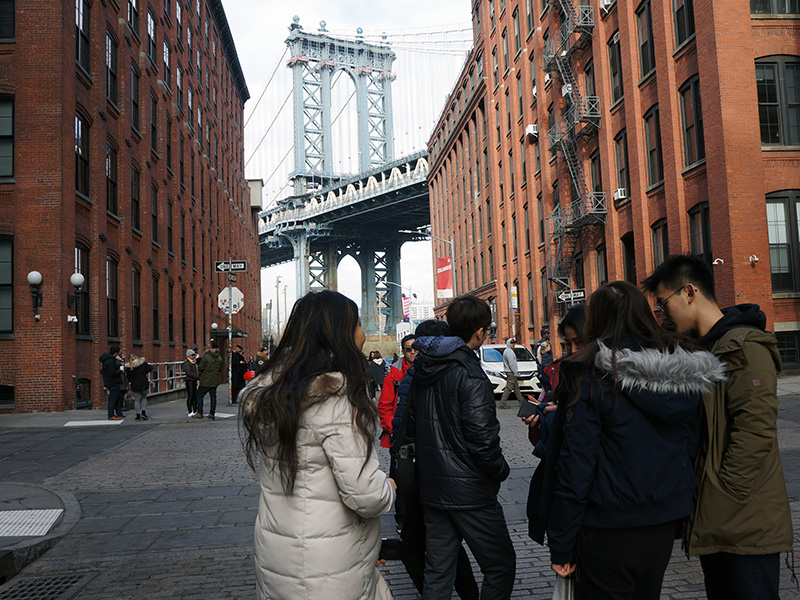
left=542, top=0, right=606, bottom=291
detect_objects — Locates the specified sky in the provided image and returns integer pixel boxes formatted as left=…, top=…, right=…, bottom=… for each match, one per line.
left=222, top=0, right=473, bottom=328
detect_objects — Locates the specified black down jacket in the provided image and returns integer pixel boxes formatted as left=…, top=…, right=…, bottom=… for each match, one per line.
left=99, top=352, right=123, bottom=389
left=410, top=336, right=510, bottom=510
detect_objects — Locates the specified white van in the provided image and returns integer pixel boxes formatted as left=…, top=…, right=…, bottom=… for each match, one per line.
left=478, top=344, right=541, bottom=397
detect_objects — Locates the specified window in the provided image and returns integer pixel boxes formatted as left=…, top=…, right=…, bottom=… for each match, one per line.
left=498, top=161, right=504, bottom=203
left=495, top=103, right=501, bottom=143
left=537, top=192, right=544, bottom=244
left=0, top=96, right=12, bottom=177
left=596, top=244, right=608, bottom=285
left=517, top=73, right=524, bottom=119
left=76, top=0, right=90, bottom=71
left=529, top=51, right=537, bottom=102
left=573, top=254, right=585, bottom=290
left=541, top=269, right=549, bottom=322
left=490, top=0, right=495, bottom=30
left=643, top=105, right=664, bottom=185
left=75, top=244, right=90, bottom=335
left=0, top=236, right=11, bottom=332
left=751, top=0, right=800, bottom=14
left=179, top=135, right=185, bottom=185
left=584, top=60, right=595, bottom=97
left=180, top=211, right=186, bottom=261
left=166, top=118, right=172, bottom=169
left=590, top=150, right=602, bottom=193
left=181, top=288, right=187, bottom=342
left=151, top=184, right=158, bottom=243
left=526, top=0, right=534, bottom=32
left=152, top=275, right=160, bottom=340
left=132, top=267, right=141, bottom=340
left=163, top=41, right=171, bottom=89
left=176, top=65, right=183, bottom=108
left=131, top=165, right=140, bottom=230
left=766, top=191, right=800, bottom=291
left=608, top=31, right=623, bottom=103
left=621, top=233, right=637, bottom=284
left=508, top=149, right=515, bottom=190
left=502, top=29, right=509, bottom=72
left=167, top=199, right=173, bottom=253
left=127, top=0, right=139, bottom=32
left=131, top=66, right=140, bottom=131
left=652, top=219, right=669, bottom=266
left=520, top=138, right=527, bottom=186
left=106, top=142, right=118, bottom=214
left=756, top=57, right=800, bottom=147
left=486, top=197, right=493, bottom=235
left=150, top=93, right=158, bottom=152
left=168, top=282, right=174, bottom=342
left=524, top=204, right=531, bottom=251
left=176, top=0, right=182, bottom=37
left=637, top=0, right=655, bottom=78
left=505, top=90, right=511, bottom=132
left=678, top=76, right=706, bottom=165
left=75, top=113, right=89, bottom=196
left=547, top=104, right=556, bottom=160
left=147, top=10, right=157, bottom=64
left=1, top=0, right=14, bottom=37
left=615, top=129, right=631, bottom=194
left=492, top=47, right=499, bottom=87
left=107, top=256, right=118, bottom=338
left=534, top=123, right=541, bottom=172
left=674, top=0, right=695, bottom=46
left=513, top=9, right=521, bottom=53
left=512, top=213, right=518, bottom=258
left=106, top=33, right=118, bottom=105
left=689, top=202, right=712, bottom=265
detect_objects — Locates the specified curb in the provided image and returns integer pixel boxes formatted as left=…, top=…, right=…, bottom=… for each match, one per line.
left=0, top=483, right=81, bottom=580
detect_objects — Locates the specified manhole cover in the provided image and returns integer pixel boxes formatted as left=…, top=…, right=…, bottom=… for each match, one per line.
left=0, top=573, right=97, bottom=600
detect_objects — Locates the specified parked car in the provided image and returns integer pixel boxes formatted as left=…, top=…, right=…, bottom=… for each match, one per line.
left=478, top=344, right=541, bottom=397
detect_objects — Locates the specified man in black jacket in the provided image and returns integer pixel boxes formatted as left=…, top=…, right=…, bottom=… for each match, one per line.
left=411, top=296, right=515, bottom=600
left=99, top=345, right=125, bottom=420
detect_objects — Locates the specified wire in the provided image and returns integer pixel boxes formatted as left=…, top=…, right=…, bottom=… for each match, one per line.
left=244, top=89, right=293, bottom=168
left=243, top=47, right=288, bottom=130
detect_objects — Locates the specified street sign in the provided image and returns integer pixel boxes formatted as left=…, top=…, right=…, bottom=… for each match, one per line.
left=218, top=286, right=244, bottom=314
left=556, top=288, right=586, bottom=304
left=215, top=260, right=247, bottom=273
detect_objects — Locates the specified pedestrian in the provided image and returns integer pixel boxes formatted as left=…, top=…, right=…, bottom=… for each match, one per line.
left=183, top=349, right=200, bottom=417
left=368, top=350, right=387, bottom=400
left=498, top=337, right=524, bottom=409
left=411, top=296, right=515, bottom=600
left=240, top=290, right=396, bottom=600
left=378, top=334, right=417, bottom=529
left=195, top=342, right=223, bottom=420
left=124, top=354, right=153, bottom=421
left=99, top=345, right=125, bottom=421
left=254, top=347, right=268, bottom=373
left=231, top=344, right=247, bottom=405
left=546, top=281, right=726, bottom=599
left=391, top=319, right=479, bottom=600
left=643, top=255, right=793, bottom=599
left=247, top=354, right=256, bottom=370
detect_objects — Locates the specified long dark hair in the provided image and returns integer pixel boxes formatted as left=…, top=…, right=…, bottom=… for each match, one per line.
left=566, top=281, right=691, bottom=401
left=241, top=290, right=374, bottom=494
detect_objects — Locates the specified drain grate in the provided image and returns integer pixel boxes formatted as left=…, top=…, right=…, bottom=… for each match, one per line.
left=0, top=573, right=97, bottom=600
left=0, top=510, right=63, bottom=537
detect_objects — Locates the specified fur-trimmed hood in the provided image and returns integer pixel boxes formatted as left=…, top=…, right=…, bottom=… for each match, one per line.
left=594, top=340, right=726, bottom=424
left=124, top=356, right=146, bottom=369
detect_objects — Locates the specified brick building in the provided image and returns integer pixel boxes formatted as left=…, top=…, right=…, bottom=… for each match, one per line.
left=428, top=0, right=800, bottom=362
left=0, top=0, right=262, bottom=412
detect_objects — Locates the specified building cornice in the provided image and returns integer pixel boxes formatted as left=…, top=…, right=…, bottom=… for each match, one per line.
left=208, top=0, right=250, bottom=104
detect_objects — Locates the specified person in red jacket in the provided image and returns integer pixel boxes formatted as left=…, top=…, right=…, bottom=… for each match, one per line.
left=377, top=334, right=417, bottom=448
left=378, top=333, right=417, bottom=531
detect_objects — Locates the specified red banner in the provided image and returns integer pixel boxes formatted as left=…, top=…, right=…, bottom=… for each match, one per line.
left=436, top=257, right=453, bottom=299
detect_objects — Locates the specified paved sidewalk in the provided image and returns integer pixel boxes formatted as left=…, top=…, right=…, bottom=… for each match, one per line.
left=0, top=381, right=799, bottom=598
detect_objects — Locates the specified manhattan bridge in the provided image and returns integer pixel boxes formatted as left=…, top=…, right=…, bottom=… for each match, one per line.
left=245, top=17, right=472, bottom=335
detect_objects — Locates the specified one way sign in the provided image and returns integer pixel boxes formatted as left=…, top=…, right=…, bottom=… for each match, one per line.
left=215, top=260, right=247, bottom=273
left=556, top=289, right=586, bottom=303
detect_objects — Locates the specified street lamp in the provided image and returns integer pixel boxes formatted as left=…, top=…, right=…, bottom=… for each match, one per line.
left=211, top=322, right=218, bottom=344
left=398, top=226, right=457, bottom=297
left=26, top=271, right=43, bottom=320
left=66, top=272, right=85, bottom=325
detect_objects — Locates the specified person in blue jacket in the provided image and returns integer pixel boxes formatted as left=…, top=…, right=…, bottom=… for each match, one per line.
left=547, top=281, right=726, bottom=599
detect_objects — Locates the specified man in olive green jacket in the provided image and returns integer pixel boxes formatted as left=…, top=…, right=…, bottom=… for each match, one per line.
left=644, top=255, right=792, bottom=600
left=195, top=343, right=223, bottom=420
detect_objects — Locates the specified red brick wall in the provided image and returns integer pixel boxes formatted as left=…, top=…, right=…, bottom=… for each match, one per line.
left=0, top=0, right=261, bottom=412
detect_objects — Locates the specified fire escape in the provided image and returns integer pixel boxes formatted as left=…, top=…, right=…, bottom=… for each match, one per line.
left=542, top=0, right=605, bottom=293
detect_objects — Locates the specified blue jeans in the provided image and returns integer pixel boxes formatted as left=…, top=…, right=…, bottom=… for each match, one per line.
left=700, top=552, right=780, bottom=600
left=196, top=385, right=217, bottom=416
left=107, top=385, right=122, bottom=418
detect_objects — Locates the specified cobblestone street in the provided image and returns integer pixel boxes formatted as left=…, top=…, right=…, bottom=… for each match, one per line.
left=1, top=386, right=800, bottom=599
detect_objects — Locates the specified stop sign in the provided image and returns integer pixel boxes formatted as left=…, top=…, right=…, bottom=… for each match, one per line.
left=218, top=286, right=244, bottom=314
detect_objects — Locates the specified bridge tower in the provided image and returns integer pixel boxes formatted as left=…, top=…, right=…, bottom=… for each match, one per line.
left=277, top=18, right=406, bottom=337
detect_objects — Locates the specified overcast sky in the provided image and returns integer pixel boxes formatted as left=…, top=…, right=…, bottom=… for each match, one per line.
left=223, top=0, right=472, bottom=326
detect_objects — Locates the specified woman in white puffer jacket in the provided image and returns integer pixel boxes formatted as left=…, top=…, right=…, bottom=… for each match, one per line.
left=240, top=290, right=396, bottom=600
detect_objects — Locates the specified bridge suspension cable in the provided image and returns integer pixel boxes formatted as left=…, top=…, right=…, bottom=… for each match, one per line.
left=244, top=88, right=293, bottom=168
left=244, top=47, right=288, bottom=130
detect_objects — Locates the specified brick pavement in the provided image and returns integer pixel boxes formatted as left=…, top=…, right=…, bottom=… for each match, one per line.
left=1, top=388, right=800, bottom=599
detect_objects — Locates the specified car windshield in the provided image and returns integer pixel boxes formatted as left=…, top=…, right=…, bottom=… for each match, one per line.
left=481, top=347, right=535, bottom=362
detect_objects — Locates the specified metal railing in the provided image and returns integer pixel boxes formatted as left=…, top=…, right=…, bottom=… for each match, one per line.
left=148, top=361, right=187, bottom=396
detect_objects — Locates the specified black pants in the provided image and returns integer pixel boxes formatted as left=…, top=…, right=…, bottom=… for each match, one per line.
left=231, top=374, right=245, bottom=403
left=575, top=521, right=675, bottom=600
left=185, top=380, right=197, bottom=413
left=422, top=503, right=515, bottom=600
left=196, top=385, right=217, bottom=416
left=400, top=493, right=478, bottom=600
left=699, top=552, right=780, bottom=600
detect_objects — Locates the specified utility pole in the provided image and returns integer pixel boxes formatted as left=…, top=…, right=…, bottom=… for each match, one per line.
left=275, top=276, right=282, bottom=336
left=283, top=285, right=288, bottom=327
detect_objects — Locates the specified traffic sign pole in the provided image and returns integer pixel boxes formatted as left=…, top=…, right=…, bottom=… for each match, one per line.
left=228, top=257, right=233, bottom=406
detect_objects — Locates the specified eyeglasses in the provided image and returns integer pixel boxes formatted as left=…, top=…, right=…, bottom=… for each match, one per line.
left=653, top=286, right=684, bottom=315
left=402, top=346, right=416, bottom=353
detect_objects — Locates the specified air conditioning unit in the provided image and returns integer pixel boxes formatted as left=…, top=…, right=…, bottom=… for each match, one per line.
left=525, top=123, right=539, bottom=139
left=613, top=188, right=627, bottom=202
left=600, top=0, right=614, bottom=12
left=532, top=85, right=537, bottom=99
left=561, top=84, right=572, bottom=97
left=544, top=73, right=552, bottom=86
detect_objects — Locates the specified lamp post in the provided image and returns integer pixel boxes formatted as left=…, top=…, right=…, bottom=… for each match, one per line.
left=274, top=276, right=282, bottom=336
left=26, top=271, right=43, bottom=320
left=398, top=227, right=457, bottom=297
